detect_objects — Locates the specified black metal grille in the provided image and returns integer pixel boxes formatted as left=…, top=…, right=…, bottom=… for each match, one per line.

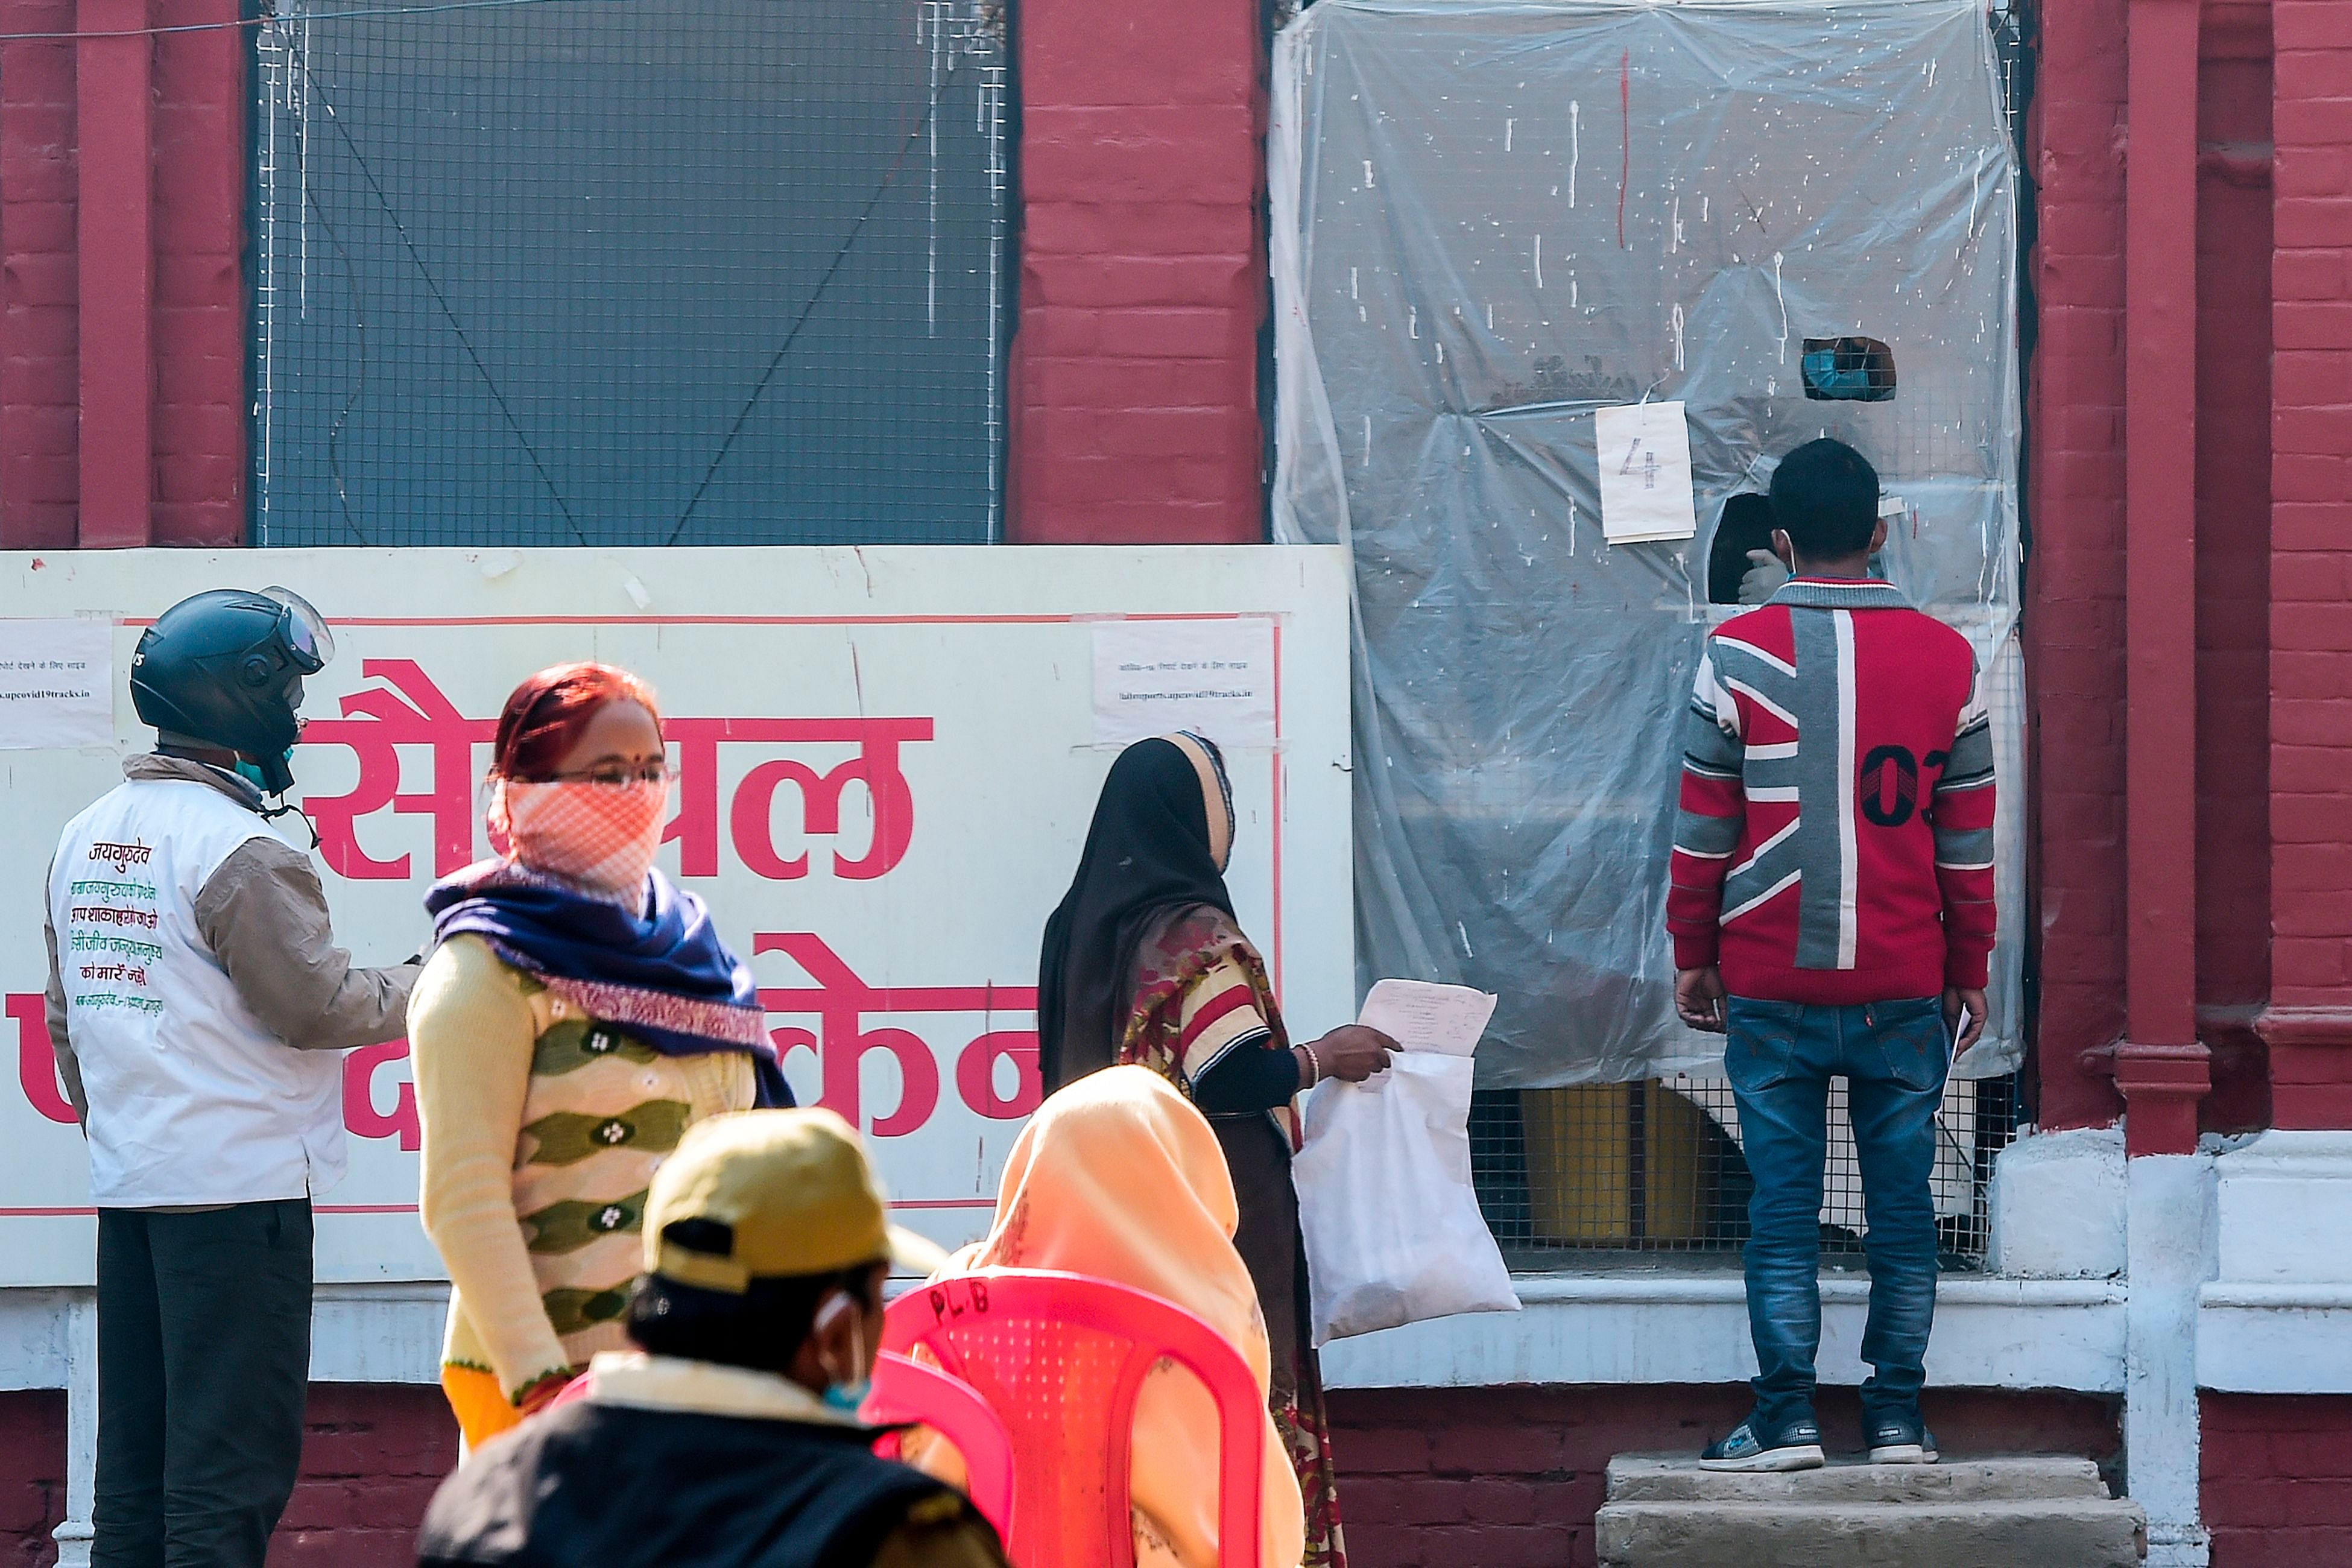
left=1473, top=1075, right=2020, bottom=1269
left=251, top=0, right=1009, bottom=548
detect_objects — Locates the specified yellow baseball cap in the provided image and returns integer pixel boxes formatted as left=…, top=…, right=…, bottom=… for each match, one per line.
left=644, top=1109, right=949, bottom=1294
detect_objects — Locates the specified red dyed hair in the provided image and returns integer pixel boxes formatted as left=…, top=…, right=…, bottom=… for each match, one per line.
left=490, top=663, right=663, bottom=782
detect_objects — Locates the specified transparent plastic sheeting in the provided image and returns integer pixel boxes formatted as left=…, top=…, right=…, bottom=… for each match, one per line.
left=1271, top=0, right=2023, bottom=1087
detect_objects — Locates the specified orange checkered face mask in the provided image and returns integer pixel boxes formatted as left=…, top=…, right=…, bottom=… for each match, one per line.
left=489, top=776, right=669, bottom=897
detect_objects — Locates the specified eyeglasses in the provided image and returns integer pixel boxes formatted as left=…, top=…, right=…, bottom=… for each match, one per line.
left=549, top=762, right=680, bottom=790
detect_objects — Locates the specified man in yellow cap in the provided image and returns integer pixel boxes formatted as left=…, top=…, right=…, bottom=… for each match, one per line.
left=414, top=1109, right=1010, bottom=1568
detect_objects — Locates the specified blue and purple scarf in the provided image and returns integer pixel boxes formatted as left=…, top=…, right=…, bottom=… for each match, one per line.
left=425, top=860, right=791, bottom=1107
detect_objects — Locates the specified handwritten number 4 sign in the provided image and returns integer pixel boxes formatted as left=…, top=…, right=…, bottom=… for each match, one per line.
left=1595, top=400, right=1698, bottom=545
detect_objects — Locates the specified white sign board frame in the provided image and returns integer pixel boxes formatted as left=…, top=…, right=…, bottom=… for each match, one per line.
left=0, top=546, right=1353, bottom=1288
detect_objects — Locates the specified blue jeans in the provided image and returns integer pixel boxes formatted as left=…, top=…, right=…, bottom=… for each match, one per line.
left=1725, top=996, right=1950, bottom=1430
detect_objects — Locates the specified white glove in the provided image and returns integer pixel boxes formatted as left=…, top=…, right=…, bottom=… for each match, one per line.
left=1737, top=549, right=1791, bottom=605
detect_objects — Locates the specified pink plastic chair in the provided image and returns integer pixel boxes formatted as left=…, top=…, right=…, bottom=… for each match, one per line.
left=543, top=1371, right=593, bottom=1412
left=862, top=1350, right=1017, bottom=1540
left=882, top=1269, right=1266, bottom=1568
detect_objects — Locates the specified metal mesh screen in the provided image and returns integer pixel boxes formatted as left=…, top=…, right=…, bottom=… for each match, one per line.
left=252, top=0, right=1009, bottom=548
left=1473, top=1075, right=2020, bottom=1269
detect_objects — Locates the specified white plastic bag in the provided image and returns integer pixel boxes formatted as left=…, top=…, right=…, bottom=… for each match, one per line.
left=1292, top=1052, right=1522, bottom=1347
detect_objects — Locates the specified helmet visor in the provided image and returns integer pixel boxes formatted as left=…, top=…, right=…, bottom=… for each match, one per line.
left=262, top=586, right=334, bottom=672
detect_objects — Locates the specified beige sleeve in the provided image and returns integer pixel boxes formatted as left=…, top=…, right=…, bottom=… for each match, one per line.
left=40, top=877, right=87, bottom=1125
left=411, top=935, right=571, bottom=1400
left=193, top=837, right=419, bottom=1051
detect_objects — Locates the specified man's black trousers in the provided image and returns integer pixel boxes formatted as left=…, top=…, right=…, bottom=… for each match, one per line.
left=93, top=1201, right=314, bottom=1568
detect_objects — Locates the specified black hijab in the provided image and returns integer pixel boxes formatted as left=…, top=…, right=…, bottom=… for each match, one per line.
left=1037, top=734, right=1237, bottom=1092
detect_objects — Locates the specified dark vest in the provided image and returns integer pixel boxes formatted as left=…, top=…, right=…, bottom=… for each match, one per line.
left=417, top=1402, right=966, bottom=1568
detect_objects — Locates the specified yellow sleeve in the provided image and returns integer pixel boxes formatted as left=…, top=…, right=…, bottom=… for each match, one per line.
left=864, top=1493, right=1011, bottom=1568
left=411, top=935, right=571, bottom=1400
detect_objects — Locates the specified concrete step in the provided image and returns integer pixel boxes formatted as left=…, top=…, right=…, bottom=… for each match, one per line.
left=1595, top=1456, right=2146, bottom=1568
left=1595, top=1499, right=2148, bottom=1568
left=1605, top=1453, right=2113, bottom=1504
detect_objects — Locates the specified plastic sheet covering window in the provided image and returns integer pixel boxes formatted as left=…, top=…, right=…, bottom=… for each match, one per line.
left=1271, top=0, right=2023, bottom=1090
left=252, top=0, right=1009, bottom=548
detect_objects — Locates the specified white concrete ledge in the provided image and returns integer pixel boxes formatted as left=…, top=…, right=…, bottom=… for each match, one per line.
left=1320, top=1272, right=2128, bottom=1394
left=312, top=1283, right=449, bottom=1384
left=2198, top=1289, right=2352, bottom=1394
left=0, top=1285, right=452, bottom=1393
left=12, top=1272, right=2352, bottom=1399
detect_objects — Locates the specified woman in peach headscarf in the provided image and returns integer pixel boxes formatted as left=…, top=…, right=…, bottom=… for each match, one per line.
left=912, top=1065, right=1306, bottom=1568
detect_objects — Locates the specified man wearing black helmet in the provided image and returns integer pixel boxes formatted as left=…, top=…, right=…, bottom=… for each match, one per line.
left=42, top=586, right=420, bottom=1568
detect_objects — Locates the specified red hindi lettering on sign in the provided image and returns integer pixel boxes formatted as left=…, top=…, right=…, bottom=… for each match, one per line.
left=299, top=662, right=935, bottom=884
left=755, top=933, right=1040, bottom=1136
left=302, top=660, right=495, bottom=880
left=343, top=1039, right=422, bottom=1151
left=6, top=993, right=78, bottom=1127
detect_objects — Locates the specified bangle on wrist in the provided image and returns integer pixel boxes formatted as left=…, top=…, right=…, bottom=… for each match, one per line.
left=1300, top=1042, right=1323, bottom=1087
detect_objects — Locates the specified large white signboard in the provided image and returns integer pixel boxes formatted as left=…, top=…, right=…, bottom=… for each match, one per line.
left=0, top=546, right=1353, bottom=1287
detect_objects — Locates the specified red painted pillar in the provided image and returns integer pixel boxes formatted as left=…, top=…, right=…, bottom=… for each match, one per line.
left=2112, top=0, right=2210, bottom=1157
left=2024, top=0, right=2130, bottom=1133
left=74, top=0, right=154, bottom=548
left=2258, top=0, right=2352, bottom=1127
left=1008, top=0, right=1266, bottom=545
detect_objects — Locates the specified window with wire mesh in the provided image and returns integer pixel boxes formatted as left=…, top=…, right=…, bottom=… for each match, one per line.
left=250, top=0, right=1009, bottom=548
left=1471, top=1074, right=2019, bottom=1270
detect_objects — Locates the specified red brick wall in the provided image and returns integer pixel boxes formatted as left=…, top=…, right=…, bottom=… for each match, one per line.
left=0, top=2, right=80, bottom=549
left=0, top=1384, right=453, bottom=1567
left=270, top=1385, right=455, bottom=1567
left=1008, top=0, right=1266, bottom=545
left=2203, top=1393, right=2352, bottom=1567
left=0, top=1391, right=65, bottom=1568
left=1327, top=1385, right=2122, bottom=1568
left=0, top=0, right=246, bottom=549
left=2269, top=0, right=2352, bottom=1125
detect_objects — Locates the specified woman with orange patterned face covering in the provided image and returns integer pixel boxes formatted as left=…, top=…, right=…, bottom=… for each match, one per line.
left=408, top=663, right=787, bottom=1453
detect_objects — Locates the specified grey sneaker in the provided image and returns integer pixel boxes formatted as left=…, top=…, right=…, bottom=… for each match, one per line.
left=1699, top=1411, right=1826, bottom=1472
left=1867, top=1414, right=1940, bottom=1465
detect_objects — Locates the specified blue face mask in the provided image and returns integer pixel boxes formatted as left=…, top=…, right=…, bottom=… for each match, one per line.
left=233, top=747, right=297, bottom=794
left=816, top=1297, right=873, bottom=1417
left=821, top=1374, right=873, bottom=1417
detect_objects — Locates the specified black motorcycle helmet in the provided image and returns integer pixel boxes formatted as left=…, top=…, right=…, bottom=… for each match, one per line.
left=130, top=587, right=334, bottom=795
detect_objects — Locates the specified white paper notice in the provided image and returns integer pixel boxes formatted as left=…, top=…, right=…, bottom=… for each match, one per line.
left=1357, top=978, right=1499, bottom=1058
left=0, top=619, right=113, bottom=750
left=1091, top=618, right=1277, bottom=748
left=1595, top=400, right=1699, bottom=544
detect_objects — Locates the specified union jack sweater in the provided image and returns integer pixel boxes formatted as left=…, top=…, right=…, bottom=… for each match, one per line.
left=1666, top=578, right=1997, bottom=1004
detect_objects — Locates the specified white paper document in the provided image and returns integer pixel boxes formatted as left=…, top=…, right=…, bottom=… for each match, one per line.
left=0, top=618, right=114, bottom=750
left=1357, top=978, right=1498, bottom=1058
left=1594, top=400, right=1699, bottom=544
left=1090, top=617, right=1277, bottom=748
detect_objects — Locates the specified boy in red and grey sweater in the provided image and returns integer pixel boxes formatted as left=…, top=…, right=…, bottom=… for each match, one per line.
left=1667, top=438, right=1995, bottom=1475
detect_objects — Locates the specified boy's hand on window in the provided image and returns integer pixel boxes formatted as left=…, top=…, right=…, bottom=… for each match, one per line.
left=1675, top=967, right=1727, bottom=1033
left=1943, top=987, right=1988, bottom=1055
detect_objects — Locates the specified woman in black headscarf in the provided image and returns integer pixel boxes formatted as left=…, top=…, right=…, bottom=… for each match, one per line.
left=1039, top=732, right=1393, bottom=1568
